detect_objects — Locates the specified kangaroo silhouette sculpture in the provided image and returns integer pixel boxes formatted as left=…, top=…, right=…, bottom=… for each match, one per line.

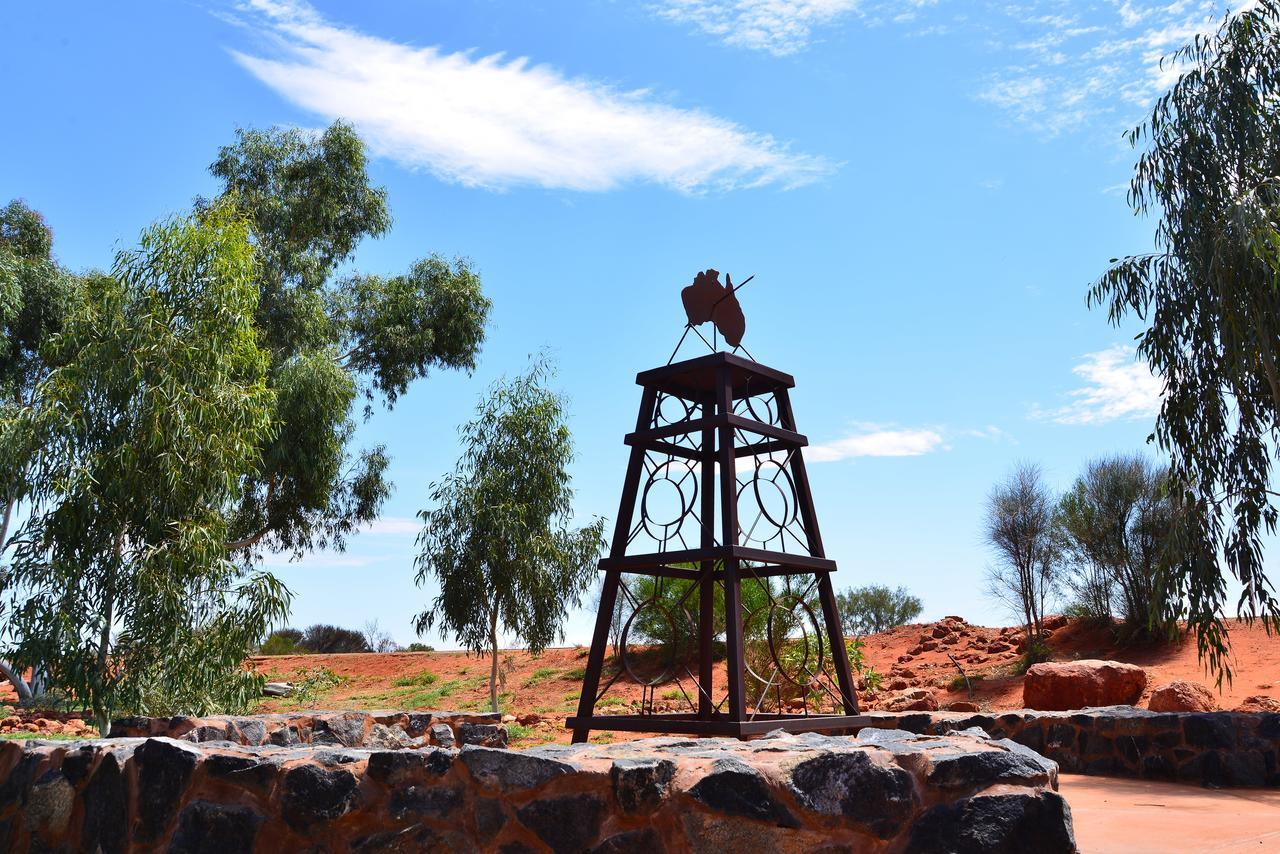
left=568, top=273, right=865, bottom=742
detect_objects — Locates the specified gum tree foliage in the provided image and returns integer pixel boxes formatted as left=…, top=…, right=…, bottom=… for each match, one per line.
left=836, top=584, right=924, bottom=636
left=4, top=204, right=289, bottom=733
left=0, top=200, right=78, bottom=700
left=1089, top=2, right=1280, bottom=679
left=414, top=361, right=606, bottom=712
left=984, top=462, right=1059, bottom=644
left=1055, top=455, right=1177, bottom=641
left=613, top=573, right=777, bottom=663
left=207, top=123, right=491, bottom=559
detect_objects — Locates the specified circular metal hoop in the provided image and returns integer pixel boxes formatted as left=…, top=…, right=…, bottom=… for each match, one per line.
left=766, top=594, right=826, bottom=687
left=640, top=459, right=697, bottom=541
left=743, top=394, right=776, bottom=427
left=654, top=393, right=695, bottom=427
left=752, top=459, right=798, bottom=529
left=619, top=596, right=687, bottom=686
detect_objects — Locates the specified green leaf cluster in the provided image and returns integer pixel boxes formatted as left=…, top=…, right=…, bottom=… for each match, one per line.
left=209, top=122, right=492, bottom=558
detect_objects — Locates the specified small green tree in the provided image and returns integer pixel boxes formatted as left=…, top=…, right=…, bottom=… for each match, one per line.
left=413, top=361, right=606, bottom=712
left=836, top=584, right=924, bottom=636
left=5, top=203, right=289, bottom=732
left=984, top=462, right=1059, bottom=648
left=1056, top=455, right=1177, bottom=642
left=1089, top=2, right=1280, bottom=679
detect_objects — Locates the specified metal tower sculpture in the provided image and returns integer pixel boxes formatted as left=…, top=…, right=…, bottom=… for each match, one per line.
left=567, top=270, right=865, bottom=742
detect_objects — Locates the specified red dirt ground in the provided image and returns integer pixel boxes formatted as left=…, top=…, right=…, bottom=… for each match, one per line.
left=2, top=615, right=1275, bottom=744
left=243, top=615, right=1280, bottom=746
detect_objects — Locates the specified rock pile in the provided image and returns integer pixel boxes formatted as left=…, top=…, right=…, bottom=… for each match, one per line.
left=0, top=708, right=96, bottom=739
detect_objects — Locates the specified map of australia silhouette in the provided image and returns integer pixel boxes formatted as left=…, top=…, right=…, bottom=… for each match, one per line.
left=680, top=269, right=746, bottom=348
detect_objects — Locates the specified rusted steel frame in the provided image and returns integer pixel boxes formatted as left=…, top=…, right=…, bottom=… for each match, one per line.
left=564, top=713, right=872, bottom=737
left=775, top=387, right=859, bottom=714
left=734, top=439, right=795, bottom=458
left=636, top=351, right=795, bottom=390
left=572, top=387, right=659, bottom=743
left=621, top=437, right=702, bottom=461
left=600, top=547, right=836, bottom=574
left=627, top=414, right=806, bottom=448
left=716, top=364, right=748, bottom=720
left=699, top=390, right=716, bottom=718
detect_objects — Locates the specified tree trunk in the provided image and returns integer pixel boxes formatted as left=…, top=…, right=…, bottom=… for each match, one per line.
left=0, top=660, right=31, bottom=703
left=0, top=496, right=14, bottom=550
left=94, top=540, right=121, bottom=736
left=488, top=610, right=499, bottom=714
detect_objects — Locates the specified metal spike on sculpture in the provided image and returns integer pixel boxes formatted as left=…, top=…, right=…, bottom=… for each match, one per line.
left=568, top=270, right=867, bottom=742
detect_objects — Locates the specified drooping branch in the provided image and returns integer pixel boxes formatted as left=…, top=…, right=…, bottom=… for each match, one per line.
left=226, top=472, right=277, bottom=552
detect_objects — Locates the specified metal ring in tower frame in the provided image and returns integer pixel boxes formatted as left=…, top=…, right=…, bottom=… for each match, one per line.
left=619, top=596, right=687, bottom=687
left=752, top=458, right=798, bottom=530
left=640, top=459, right=698, bottom=543
left=766, top=594, right=826, bottom=687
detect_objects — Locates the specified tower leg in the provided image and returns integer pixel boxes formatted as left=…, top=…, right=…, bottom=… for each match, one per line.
left=816, top=570, right=860, bottom=713
left=698, top=393, right=716, bottom=718
left=571, top=387, right=656, bottom=743
left=572, top=567, right=622, bottom=743
left=714, top=365, right=747, bottom=720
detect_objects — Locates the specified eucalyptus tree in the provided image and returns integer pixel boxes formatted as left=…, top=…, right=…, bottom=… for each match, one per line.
left=1089, top=1, right=1280, bottom=678
left=836, top=585, right=924, bottom=636
left=5, top=203, right=288, bottom=733
left=208, top=122, right=491, bottom=560
left=414, top=360, right=606, bottom=712
left=0, top=200, right=78, bottom=700
left=984, top=462, right=1059, bottom=647
left=1055, top=455, right=1177, bottom=641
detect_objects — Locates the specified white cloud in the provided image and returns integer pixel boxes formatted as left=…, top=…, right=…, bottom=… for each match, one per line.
left=262, top=553, right=382, bottom=570
left=653, top=0, right=862, bottom=55
left=977, top=1, right=1257, bottom=136
left=808, top=425, right=947, bottom=462
left=361, top=516, right=420, bottom=536
left=228, top=0, right=831, bottom=192
left=1032, top=345, right=1163, bottom=425
left=653, top=1, right=1255, bottom=136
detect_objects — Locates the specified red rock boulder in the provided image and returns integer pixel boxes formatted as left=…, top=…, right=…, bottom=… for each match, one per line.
left=1147, top=681, right=1218, bottom=713
left=884, top=688, right=939, bottom=712
left=1234, top=695, right=1280, bottom=713
left=1023, top=660, right=1147, bottom=711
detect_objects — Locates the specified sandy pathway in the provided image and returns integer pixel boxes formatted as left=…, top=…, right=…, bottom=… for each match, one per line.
left=1062, top=774, right=1280, bottom=853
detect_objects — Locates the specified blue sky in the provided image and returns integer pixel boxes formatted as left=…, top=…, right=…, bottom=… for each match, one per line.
left=4, top=0, right=1246, bottom=647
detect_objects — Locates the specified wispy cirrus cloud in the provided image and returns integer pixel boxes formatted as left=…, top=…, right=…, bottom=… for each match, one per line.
left=975, top=1, right=1256, bottom=135
left=227, top=0, right=832, bottom=192
left=653, top=0, right=862, bottom=56
left=1031, top=345, right=1162, bottom=425
left=653, top=1, right=1254, bottom=136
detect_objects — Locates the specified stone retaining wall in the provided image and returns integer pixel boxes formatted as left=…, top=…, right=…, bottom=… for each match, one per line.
left=0, top=728, right=1073, bottom=852
left=108, top=710, right=507, bottom=750
left=855, top=707, right=1280, bottom=788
